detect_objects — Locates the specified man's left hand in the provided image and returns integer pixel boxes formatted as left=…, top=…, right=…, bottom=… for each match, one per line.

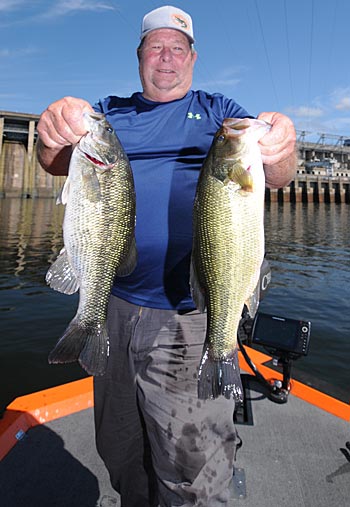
left=257, top=112, right=297, bottom=188
left=257, top=112, right=296, bottom=167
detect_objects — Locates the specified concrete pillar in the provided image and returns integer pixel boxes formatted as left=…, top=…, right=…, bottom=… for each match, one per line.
left=337, top=182, right=346, bottom=203
left=269, top=188, right=279, bottom=202
left=0, top=117, right=4, bottom=196
left=306, top=189, right=314, bottom=203
left=21, top=154, right=31, bottom=198
left=304, top=179, right=314, bottom=203
left=317, top=180, right=323, bottom=203
left=0, top=117, right=4, bottom=158
left=282, top=186, right=291, bottom=203
left=294, top=187, right=302, bottom=203
left=27, top=120, right=35, bottom=161
left=327, top=184, right=335, bottom=203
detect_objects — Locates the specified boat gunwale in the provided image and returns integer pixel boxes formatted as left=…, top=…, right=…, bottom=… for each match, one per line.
left=0, top=348, right=348, bottom=461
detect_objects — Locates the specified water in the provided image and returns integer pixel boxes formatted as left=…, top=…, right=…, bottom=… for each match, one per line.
left=260, top=202, right=350, bottom=400
left=0, top=198, right=88, bottom=413
left=0, top=198, right=349, bottom=412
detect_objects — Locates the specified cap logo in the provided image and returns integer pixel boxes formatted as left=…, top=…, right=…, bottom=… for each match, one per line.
left=172, top=13, right=189, bottom=31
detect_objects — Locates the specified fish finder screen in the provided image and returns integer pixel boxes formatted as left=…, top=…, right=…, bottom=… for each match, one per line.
left=252, top=313, right=300, bottom=352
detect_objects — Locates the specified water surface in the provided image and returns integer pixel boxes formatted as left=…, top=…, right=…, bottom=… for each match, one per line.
left=0, top=198, right=349, bottom=411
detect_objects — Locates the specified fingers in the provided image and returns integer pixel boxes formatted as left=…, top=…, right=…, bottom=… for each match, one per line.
left=257, top=112, right=296, bottom=167
left=37, top=96, right=94, bottom=150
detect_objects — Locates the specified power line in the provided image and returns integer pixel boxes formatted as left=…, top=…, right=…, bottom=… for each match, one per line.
left=283, top=0, right=295, bottom=107
left=323, top=0, right=340, bottom=96
left=253, top=0, right=279, bottom=110
left=306, top=0, right=315, bottom=128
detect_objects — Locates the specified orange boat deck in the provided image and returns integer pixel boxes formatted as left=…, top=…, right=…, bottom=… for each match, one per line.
left=0, top=348, right=349, bottom=507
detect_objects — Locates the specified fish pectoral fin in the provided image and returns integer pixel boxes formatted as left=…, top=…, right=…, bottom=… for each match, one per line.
left=245, top=278, right=261, bottom=318
left=228, top=164, right=254, bottom=191
left=46, top=247, right=80, bottom=294
left=56, top=176, right=71, bottom=205
left=116, top=236, right=138, bottom=277
left=189, top=257, right=206, bottom=312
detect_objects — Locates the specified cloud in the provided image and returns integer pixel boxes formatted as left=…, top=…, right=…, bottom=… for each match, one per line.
left=286, top=106, right=324, bottom=118
left=40, top=0, right=116, bottom=19
left=328, top=87, right=350, bottom=112
left=0, top=0, right=116, bottom=26
left=293, top=114, right=350, bottom=139
left=199, top=77, right=241, bottom=89
left=323, top=116, right=350, bottom=130
left=194, top=66, right=243, bottom=92
left=0, top=0, right=27, bottom=11
left=0, top=92, right=22, bottom=98
left=0, top=47, right=40, bottom=58
left=335, top=97, right=350, bottom=111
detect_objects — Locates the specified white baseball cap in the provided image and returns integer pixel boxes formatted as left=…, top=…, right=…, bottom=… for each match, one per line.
left=141, top=5, right=195, bottom=43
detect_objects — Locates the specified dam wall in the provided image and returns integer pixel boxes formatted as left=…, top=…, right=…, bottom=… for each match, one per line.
left=266, top=175, right=350, bottom=204
left=1, top=110, right=350, bottom=203
left=0, top=111, right=65, bottom=198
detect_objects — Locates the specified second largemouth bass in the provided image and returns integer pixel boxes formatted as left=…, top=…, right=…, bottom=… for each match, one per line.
left=191, top=118, right=270, bottom=399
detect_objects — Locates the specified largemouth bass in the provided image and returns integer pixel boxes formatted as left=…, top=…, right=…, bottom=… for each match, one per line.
left=191, top=118, right=270, bottom=399
left=46, top=112, right=136, bottom=375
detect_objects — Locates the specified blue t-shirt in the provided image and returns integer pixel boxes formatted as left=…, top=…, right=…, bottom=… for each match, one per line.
left=94, top=90, right=251, bottom=310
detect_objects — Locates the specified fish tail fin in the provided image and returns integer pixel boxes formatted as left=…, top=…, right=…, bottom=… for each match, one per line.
left=78, top=325, right=109, bottom=376
left=198, top=346, right=241, bottom=400
left=48, top=317, right=85, bottom=364
left=198, top=357, right=221, bottom=400
left=48, top=318, right=109, bottom=376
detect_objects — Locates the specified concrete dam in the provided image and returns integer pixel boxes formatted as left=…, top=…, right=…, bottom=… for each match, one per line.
left=0, top=111, right=65, bottom=198
left=1, top=110, right=350, bottom=203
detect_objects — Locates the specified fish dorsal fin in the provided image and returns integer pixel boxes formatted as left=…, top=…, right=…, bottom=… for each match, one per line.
left=116, top=236, right=138, bottom=277
left=190, top=257, right=206, bottom=312
left=46, top=247, right=80, bottom=294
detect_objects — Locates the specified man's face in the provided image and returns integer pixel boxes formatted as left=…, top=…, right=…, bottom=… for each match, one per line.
left=138, top=29, right=197, bottom=102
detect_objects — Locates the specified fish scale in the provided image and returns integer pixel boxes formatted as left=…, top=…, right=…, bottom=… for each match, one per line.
left=191, top=118, right=270, bottom=399
left=46, top=112, right=136, bottom=376
left=65, top=157, right=134, bottom=327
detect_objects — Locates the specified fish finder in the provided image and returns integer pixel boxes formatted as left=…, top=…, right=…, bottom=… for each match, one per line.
left=237, top=309, right=312, bottom=404
left=236, top=259, right=312, bottom=404
left=251, top=312, right=311, bottom=359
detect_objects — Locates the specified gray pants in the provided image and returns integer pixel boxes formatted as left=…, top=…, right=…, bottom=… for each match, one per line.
left=94, top=295, right=241, bottom=507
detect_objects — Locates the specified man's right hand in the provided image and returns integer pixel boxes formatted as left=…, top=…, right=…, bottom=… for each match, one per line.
left=37, top=96, right=94, bottom=175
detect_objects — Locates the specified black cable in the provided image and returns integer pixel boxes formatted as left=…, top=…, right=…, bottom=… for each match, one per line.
left=237, top=335, right=289, bottom=404
left=237, top=334, right=271, bottom=389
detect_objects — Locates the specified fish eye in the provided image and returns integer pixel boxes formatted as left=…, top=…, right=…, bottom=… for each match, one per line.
left=106, top=127, right=113, bottom=133
left=216, top=135, right=225, bottom=143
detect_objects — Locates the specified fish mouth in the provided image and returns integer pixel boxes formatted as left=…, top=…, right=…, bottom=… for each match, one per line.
left=83, top=152, right=106, bottom=167
left=82, top=151, right=115, bottom=169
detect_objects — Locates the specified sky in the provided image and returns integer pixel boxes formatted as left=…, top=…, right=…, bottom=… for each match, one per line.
left=1, top=0, right=350, bottom=143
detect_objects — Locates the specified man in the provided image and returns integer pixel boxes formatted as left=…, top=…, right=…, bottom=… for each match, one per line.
left=37, top=6, right=297, bottom=507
